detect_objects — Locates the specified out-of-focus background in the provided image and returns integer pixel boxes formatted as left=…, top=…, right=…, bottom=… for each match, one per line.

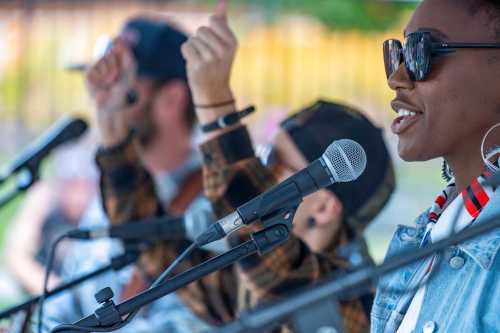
left=0, top=0, right=442, bottom=311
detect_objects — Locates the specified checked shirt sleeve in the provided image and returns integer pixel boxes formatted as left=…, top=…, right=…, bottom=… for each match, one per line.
left=95, top=134, right=163, bottom=224
left=199, top=125, right=370, bottom=333
left=95, top=134, right=238, bottom=326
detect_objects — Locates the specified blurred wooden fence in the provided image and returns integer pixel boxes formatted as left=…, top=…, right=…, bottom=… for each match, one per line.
left=0, top=0, right=406, bottom=149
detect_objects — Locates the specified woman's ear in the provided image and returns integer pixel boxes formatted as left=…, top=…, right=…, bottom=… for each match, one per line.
left=312, top=190, right=343, bottom=227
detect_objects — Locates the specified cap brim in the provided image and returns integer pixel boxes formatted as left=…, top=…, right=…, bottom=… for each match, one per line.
left=64, top=63, right=89, bottom=72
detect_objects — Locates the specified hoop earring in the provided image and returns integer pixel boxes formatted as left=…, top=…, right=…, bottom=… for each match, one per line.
left=481, top=123, right=500, bottom=173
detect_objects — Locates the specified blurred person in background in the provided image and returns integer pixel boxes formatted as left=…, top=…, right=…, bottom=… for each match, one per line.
left=95, top=2, right=395, bottom=332
left=179, top=1, right=395, bottom=331
left=39, top=16, right=211, bottom=333
left=4, top=136, right=97, bottom=295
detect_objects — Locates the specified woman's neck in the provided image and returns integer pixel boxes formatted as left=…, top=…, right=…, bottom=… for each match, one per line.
left=446, top=153, right=484, bottom=193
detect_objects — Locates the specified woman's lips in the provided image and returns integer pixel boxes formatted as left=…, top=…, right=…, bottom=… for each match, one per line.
left=391, top=109, right=423, bottom=135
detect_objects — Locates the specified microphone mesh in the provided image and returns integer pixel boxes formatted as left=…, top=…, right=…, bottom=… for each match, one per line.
left=322, top=139, right=367, bottom=183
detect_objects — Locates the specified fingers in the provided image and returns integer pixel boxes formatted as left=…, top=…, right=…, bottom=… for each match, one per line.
left=196, top=26, right=227, bottom=56
left=208, top=15, right=237, bottom=47
left=211, top=0, right=236, bottom=46
left=86, top=38, right=136, bottom=93
left=182, top=0, right=236, bottom=67
left=104, top=52, right=119, bottom=85
left=186, top=36, right=217, bottom=64
left=181, top=0, right=237, bottom=109
left=181, top=41, right=201, bottom=65
left=113, top=38, right=136, bottom=74
left=183, top=18, right=236, bottom=64
left=86, top=51, right=118, bottom=88
left=214, top=0, right=228, bottom=20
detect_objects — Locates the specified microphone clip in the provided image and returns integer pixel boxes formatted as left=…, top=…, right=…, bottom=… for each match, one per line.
left=252, top=207, right=297, bottom=255
left=261, top=206, right=297, bottom=230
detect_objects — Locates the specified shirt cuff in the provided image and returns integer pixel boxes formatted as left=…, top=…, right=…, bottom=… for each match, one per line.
left=95, top=132, right=143, bottom=193
left=200, top=126, right=255, bottom=170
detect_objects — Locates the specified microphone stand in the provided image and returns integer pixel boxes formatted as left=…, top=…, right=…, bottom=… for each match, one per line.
left=213, top=212, right=500, bottom=333
left=50, top=209, right=297, bottom=333
left=0, top=250, right=140, bottom=320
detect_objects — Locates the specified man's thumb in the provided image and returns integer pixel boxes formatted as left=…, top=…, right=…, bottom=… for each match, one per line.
left=214, top=0, right=228, bottom=20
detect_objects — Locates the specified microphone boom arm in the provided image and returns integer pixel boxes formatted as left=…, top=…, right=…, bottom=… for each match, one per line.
left=50, top=210, right=297, bottom=333
left=0, top=250, right=140, bottom=320
left=213, top=210, right=500, bottom=333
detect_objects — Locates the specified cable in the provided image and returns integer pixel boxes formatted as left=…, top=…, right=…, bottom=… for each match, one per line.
left=37, top=233, right=68, bottom=333
left=119, top=243, right=198, bottom=327
left=104, top=243, right=197, bottom=331
left=154, top=243, right=197, bottom=286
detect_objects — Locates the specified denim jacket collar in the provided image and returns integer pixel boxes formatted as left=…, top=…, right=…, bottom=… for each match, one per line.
left=372, top=190, right=500, bottom=333
left=457, top=190, right=500, bottom=270
left=403, top=191, right=500, bottom=271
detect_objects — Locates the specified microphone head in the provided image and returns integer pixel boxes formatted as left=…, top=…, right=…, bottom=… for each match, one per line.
left=53, top=116, right=89, bottom=145
left=321, top=139, right=367, bottom=183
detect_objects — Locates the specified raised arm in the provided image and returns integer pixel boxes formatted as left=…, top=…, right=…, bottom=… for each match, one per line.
left=181, top=3, right=370, bottom=331
left=182, top=0, right=353, bottom=297
left=86, top=39, right=162, bottom=224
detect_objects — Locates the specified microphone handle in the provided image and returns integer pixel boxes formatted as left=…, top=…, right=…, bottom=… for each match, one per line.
left=195, top=159, right=333, bottom=246
left=68, top=216, right=185, bottom=241
left=112, top=216, right=185, bottom=241
left=238, top=159, right=328, bottom=224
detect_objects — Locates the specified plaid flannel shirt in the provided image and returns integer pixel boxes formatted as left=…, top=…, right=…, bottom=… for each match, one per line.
left=199, top=126, right=370, bottom=333
left=96, top=135, right=238, bottom=325
left=97, top=128, right=371, bottom=332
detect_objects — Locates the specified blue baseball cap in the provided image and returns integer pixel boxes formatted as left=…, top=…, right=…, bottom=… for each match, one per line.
left=67, top=17, right=188, bottom=84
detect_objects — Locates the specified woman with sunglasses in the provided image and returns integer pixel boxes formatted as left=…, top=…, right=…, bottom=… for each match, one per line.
left=374, top=0, right=500, bottom=332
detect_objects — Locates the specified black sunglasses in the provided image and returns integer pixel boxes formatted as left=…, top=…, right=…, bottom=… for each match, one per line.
left=383, top=31, right=500, bottom=81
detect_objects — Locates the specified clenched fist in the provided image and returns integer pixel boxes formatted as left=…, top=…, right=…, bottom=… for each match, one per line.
left=181, top=0, right=237, bottom=119
left=86, top=38, right=136, bottom=147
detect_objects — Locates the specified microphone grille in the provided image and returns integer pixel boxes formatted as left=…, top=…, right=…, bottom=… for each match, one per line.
left=322, top=139, right=367, bottom=183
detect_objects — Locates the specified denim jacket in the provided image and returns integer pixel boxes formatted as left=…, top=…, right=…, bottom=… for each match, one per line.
left=371, top=192, right=500, bottom=333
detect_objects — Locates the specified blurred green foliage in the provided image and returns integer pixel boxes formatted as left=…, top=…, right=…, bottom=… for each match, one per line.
left=200, top=0, right=417, bottom=31
left=0, top=157, right=25, bottom=252
left=0, top=197, right=22, bottom=251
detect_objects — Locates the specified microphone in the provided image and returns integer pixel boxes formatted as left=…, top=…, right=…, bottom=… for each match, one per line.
left=67, top=209, right=214, bottom=243
left=195, top=139, right=367, bottom=246
left=0, top=116, right=88, bottom=183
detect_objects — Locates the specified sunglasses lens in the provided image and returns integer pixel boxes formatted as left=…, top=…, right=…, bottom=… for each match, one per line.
left=404, top=33, right=431, bottom=81
left=383, top=39, right=402, bottom=79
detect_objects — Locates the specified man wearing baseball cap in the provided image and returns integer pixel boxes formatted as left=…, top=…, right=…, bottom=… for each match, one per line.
left=40, top=16, right=210, bottom=333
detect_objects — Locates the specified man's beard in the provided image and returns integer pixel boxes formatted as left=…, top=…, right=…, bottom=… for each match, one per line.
left=131, top=102, right=158, bottom=147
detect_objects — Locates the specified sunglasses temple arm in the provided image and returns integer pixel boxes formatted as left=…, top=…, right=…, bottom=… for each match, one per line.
left=434, top=42, right=500, bottom=49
